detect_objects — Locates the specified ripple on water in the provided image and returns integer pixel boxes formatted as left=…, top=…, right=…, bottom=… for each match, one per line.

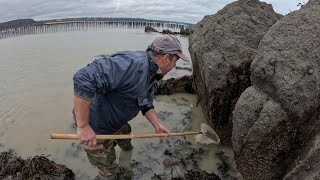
left=12, top=61, right=35, bottom=81
left=0, top=80, right=7, bottom=98
left=0, top=102, right=31, bottom=133
left=0, top=81, right=8, bottom=131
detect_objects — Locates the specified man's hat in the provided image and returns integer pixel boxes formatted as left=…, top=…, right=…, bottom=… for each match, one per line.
left=150, top=34, right=191, bottom=61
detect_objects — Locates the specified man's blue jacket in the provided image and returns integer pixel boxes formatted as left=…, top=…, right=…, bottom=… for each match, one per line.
left=73, top=50, right=159, bottom=134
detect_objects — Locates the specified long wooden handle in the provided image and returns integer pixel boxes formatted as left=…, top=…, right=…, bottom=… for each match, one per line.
left=51, top=132, right=202, bottom=140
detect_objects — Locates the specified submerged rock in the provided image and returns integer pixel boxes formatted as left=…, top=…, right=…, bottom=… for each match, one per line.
left=144, top=138, right=224, bottom=180
left=171, top=170, right=221, bottom=180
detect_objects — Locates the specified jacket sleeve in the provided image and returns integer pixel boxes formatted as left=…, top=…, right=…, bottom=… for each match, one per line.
left=73, top=56, right=134, bottom=100
left=141, top=81, right=157, bottom=115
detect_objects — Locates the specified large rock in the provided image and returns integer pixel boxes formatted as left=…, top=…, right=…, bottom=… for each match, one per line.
left=233, top=87, right=293, bottom=179
left=188, top=0, right=281, bottom=145
left=232, top=0, right=320, bottom=179
left=303, top=0, right=320, bottom=8
left=251, top=2, right=320, bottom=121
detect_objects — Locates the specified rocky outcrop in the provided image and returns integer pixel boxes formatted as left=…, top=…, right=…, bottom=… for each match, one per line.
left=145, top=27, right=193, bottom=36
left=303, top=0, right=320, bottom=8
left=232, top=0, right=320, bottom=179
left=188, top=0, right=282, bottom=145
left=144, top=26, right=158, bottom=32
left=156, top=76, right=194, bottom=95
left=161, top=29, right=179, bottom=35
left=180, top=27, right=194, bottom=36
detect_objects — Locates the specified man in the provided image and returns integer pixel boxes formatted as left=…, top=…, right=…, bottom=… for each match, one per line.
left=73, top=34, right=190, bottom=179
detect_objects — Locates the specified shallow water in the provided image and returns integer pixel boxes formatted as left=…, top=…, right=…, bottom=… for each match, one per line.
left=0, top=29, right=241, bottom=179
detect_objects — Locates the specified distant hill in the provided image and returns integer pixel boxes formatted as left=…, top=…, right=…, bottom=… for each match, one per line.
left=0, top=19, right=41, bottom=30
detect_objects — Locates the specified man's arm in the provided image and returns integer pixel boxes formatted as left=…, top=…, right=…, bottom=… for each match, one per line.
left=144, top=108, right=170, bottom=134
left=73, top=56, right=134, bottom=146
left=74, top=95, right=96, bottom=146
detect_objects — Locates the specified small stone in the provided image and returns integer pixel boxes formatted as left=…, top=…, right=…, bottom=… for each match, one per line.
left=307, top=68, right=313, bottom=75
left=306, top=165, right=311, bottom=171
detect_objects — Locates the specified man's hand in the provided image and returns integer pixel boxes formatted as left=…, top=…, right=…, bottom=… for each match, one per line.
left=74, top=95, right=96, bottom=146
left=77, top=125, right=97, bottom=147
left=155, top=122, right=170, bottom=134
left=145, top=109, right=170, bottom=134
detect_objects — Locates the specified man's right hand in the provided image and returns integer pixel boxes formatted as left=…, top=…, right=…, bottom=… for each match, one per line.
left=77, top=125, right=97, bottom=147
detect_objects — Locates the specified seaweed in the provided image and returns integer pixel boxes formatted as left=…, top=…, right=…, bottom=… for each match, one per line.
left=0, top=150, right=74, bottom=180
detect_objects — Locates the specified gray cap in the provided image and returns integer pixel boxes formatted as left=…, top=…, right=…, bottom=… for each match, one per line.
left=150, top=34, right=191, bottom=61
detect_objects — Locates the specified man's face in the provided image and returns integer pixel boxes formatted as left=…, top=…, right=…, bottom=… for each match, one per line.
left=159, top=54, right=179, bottom=75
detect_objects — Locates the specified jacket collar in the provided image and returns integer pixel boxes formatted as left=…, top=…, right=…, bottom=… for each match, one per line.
left=146, top=50, right=159, bottom=78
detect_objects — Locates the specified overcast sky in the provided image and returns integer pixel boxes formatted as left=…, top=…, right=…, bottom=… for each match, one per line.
left=0, top=0, right=307, bottom=24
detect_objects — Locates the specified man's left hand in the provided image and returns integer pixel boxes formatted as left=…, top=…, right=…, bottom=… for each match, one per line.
left=155, top=122, right=170, bottom=134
